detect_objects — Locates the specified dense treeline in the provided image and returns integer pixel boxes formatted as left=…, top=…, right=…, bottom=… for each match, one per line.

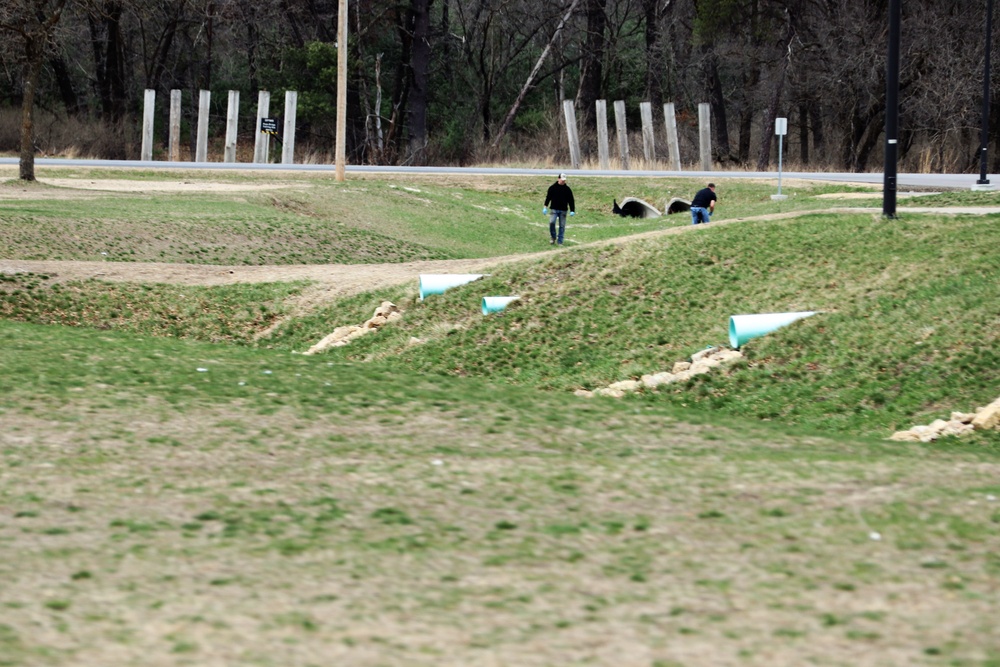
left=2, top=0, right=998, bottom=173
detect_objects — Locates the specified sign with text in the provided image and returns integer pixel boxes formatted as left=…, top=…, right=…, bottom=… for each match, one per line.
left=260, top=117, right=279, bottom=134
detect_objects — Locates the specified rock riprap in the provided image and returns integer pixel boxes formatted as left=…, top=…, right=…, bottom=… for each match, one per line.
left=889, top=395, right=1000, bottom=442
left=303, top=301, right=402, bottom=355
left=575, top=346, right=744, bottom=398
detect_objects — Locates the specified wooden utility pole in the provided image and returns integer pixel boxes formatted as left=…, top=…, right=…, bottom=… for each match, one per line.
left=335, top=0, right=348, bottom=182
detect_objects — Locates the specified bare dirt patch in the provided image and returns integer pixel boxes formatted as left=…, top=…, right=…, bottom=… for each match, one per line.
left=0, top=176, right=310, bottom=199
left=0, top=256, right=532, bottom=302
left=40, top=178, right=308, bottom=193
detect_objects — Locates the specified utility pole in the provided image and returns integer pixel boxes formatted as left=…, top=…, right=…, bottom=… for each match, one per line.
left=335, top=0, right=348, bottom=182
left=883, top=0, right=901, bottom=218
left=976, top=0, right=995, bottom=190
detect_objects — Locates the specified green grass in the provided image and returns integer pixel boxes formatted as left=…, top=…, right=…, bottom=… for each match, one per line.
left=0, top=274, right=305, bottom=343
left=2, top=319, right=999, bottom=665
left=273, top=211, right=1000, bottom=440
left=0, top=170, right=909, bottom=263
left=0, top=186, right=450, bottom=264
left=1, top=169, right=999, bottom=665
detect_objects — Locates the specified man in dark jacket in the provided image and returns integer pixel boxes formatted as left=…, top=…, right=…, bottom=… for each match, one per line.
left=690, top=182, right=717, bottom=225
left=543, top=173, right=575, bottom=245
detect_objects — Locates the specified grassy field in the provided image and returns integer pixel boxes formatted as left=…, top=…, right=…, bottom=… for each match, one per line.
left=1, top=168, right=999, bottom=666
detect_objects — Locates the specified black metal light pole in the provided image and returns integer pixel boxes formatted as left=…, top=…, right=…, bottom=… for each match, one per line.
left=977, top=0, right=995, bottom=186
left=883, top=0, right=901, bottom=218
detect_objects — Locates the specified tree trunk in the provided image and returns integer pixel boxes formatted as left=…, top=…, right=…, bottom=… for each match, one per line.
left=390, top=3, right=413, bottom=155
left=12, top=0, right=69, bottom=181
left=705, top=48, right=730, bottom=162
left=439, top=0, right=451, bottom=83
left=281, top=0, right=305, bottom=48
left=842, top=101, right=883, bottom=172
left=50, top=56, right=80, bottom=116
left=643, top=0, right=662, bottom=108
left=755, top=19, right=794, bottom=171
left=798, top=103, right=809, bottom=164
left=737, top=70, right=757, bottom=164
left=809, top=100, right=825, bottom=158
left=578, top=0, right=607, bottom=129
left=105, top=1, right=127, bottom=122
left=144, top=3, right=181, bottom=94
left=201, top=0, right=215, bottom=91
left=89, top=1, right=127, bottom=123
left=407, top=0, right=432, bottom=161
left=20, top=46, right=44, bottom=181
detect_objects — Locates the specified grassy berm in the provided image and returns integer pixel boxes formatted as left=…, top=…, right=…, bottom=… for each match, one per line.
left=1, top=170, right=999, bottom=667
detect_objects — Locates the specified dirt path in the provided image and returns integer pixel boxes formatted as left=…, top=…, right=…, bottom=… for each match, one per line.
left=4, top=205, right=997, bottom=308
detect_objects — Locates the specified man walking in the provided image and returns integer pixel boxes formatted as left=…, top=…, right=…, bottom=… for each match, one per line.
left=543, top=173, right=575, bottom=245
left=690, top=182, right=717, bottom=225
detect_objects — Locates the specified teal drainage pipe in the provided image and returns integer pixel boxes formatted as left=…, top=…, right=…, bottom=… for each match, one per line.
left=729, top=311, right=817, bottom=349
left=419, top=274, right=485, bottom=300
left=482, top=296, right=520, bottom=315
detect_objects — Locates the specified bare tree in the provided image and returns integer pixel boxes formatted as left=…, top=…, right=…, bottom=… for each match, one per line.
left=452, top=0, right=563, bottom=142
left=0, top=0, right=71, bottom=180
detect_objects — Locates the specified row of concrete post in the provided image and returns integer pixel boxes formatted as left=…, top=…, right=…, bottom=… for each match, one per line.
left=563, top=100, right=713, bottom=171
left=139, top=89, right=708, bottom=170
left=140, top=89, right=298, bottom=164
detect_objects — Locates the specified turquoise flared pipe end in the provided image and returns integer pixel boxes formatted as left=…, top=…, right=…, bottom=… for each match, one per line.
left=729, top=311, right=818, bottom=349
left=418, top=274, right=484, bottom=300
left=482, top=296, right=520, bottom=315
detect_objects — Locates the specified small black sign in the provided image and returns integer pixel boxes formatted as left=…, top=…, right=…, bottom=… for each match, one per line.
left=260, top=117, right=279, bottom=133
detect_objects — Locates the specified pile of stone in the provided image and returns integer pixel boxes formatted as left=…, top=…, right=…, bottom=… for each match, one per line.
left=575, top=346, right=744, bottom=398
left=303, top=301, right=401, bottom=355
left=889, top=396, right=1000, bottom=442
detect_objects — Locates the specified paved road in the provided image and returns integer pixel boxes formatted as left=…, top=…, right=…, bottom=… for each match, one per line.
left=0, top=157, right=992, bottom=190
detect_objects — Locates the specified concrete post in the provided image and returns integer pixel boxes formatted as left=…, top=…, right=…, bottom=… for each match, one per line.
left=282, top=90, right=298, bottom=164
left=640, top=102, right=655, bottom=162
left=195, top=89, right=210, bottom=162
left=141, top=89, right=155, bottom=161
left=698, top=102, right=712, bottom=171
left=253, top=91, right=271, bottom=164
left=168, top=90, right=182, bottom=162
left=663, top=103, right=682, bottom=171
left=614, top=100, right=629, bottom=170
left=596, top=100, right=610, bottom=170
left=562, top=100, right=581, bottom=169
left=224, top=90, right=239, bottom=163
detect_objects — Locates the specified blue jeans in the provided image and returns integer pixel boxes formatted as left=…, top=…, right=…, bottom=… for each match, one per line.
left=549, top=210, right=567, bottom=243
left=691, top=207, right=711, bottom=225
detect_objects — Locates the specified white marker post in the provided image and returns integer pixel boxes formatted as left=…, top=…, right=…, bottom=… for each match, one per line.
left=772, top=117, right=788, bottom=201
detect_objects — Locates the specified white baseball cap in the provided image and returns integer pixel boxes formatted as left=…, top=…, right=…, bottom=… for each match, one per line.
left=558, top=173, right=567, bottom=180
